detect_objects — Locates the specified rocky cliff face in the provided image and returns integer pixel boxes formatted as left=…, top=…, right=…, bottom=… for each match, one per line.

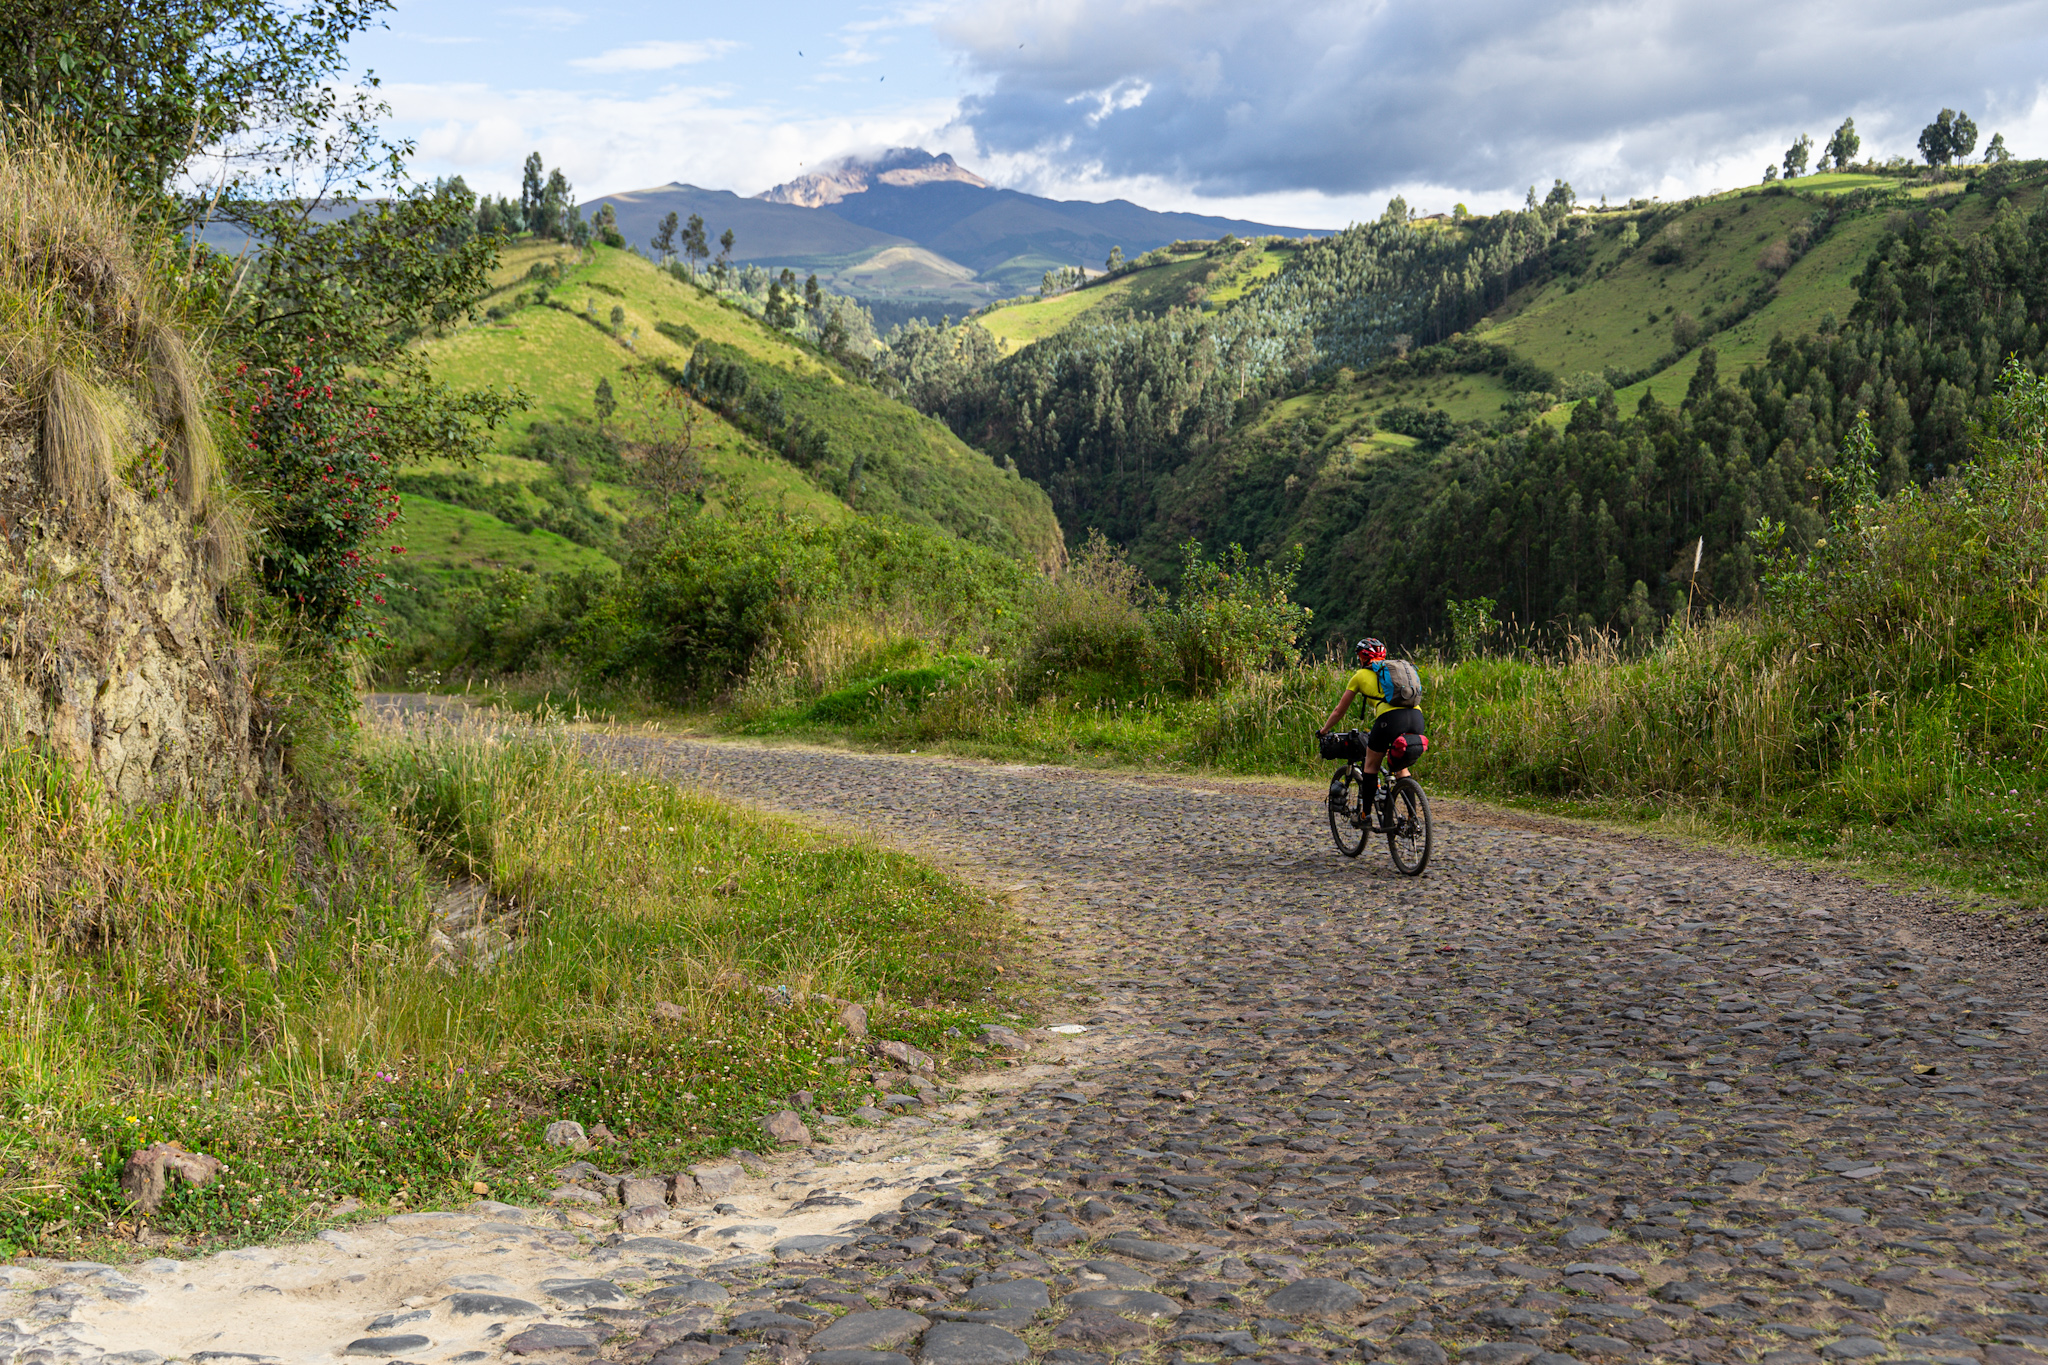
left=755, top=148, right=989, bottom=207
left=0, top=434, right=261, bottom=806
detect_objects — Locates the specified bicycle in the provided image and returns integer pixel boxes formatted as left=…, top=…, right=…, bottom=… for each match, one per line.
left=1320, top=730, right=1433, bottom=875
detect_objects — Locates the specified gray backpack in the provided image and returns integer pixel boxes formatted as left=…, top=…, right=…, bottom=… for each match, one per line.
left=1372, top=659, right=1423, bottom=708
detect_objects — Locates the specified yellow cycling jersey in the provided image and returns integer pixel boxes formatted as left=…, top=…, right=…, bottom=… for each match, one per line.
left=1346, top=666, right=1416, bottom=718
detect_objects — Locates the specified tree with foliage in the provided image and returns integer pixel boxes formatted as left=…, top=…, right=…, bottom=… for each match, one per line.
left=717, top=227, right=735, bottom=273
left=432, top=175, right=476, bottom=249
left=1762, top=164, right=1779, bottom=183
left=593, top=376, right=616, bottom=430
left=536, top=167, right=573, bottom=240
left=1543, top=179, right=1576, bottom=212
left=1919, top=108, right=1978, bottom=166
left=1824, top=117, right=1860, bottom=170
left=609, top=303, right=626, bottom=334
left=592, top=202, right=623, bottom=248
left=1782, top=133, right=1812, bottom=179
left=1383, top=196, right=1411, bottom=224
left=1985, top=132, right=2011, bottom=164
left=520, top=152, right=546, bottom=229
left=682, top=213, right=709, bottom=273
left=761, top=270, right=797, bottom=329
left=652, top=209, right=679, bottom=261
left=1950, top=111, right=1980, bottom=163
left=0, top=0, right=394, bottom=206
left=804, top=273, right=822, bottom=315
left=1106, top=245, right=1126, bottom=273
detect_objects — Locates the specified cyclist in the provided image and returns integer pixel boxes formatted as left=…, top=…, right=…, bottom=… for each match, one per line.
left=1316, top=638, right=1427, bottom=813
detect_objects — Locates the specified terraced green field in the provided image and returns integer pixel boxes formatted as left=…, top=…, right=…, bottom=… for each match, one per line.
left=975, top=240, right=1297, bottom=352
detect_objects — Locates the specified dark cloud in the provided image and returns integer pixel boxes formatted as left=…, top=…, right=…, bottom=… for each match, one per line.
left=941, top=0, right=2048, bottom=200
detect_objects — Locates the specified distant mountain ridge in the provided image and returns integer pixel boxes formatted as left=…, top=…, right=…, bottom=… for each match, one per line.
left=585, top=149, right=1331, bottom=325
left=817, top=177, right=1329, bottom=279
left=584, top=183, right=908, bottom=260
left=755, top=148, right=988, bottom=207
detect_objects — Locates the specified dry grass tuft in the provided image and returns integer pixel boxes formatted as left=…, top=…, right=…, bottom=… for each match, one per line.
left=0, top=123, right=229, bottom=540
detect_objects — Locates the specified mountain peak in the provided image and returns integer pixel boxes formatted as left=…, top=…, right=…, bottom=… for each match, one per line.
left=756, top=148, right=988, bottom=207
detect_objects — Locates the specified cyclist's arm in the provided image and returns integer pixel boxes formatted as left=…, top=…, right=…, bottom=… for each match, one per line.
left=1320, top=690, right=1357, bottom=735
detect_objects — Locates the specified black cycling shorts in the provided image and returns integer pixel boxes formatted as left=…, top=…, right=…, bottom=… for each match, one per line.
left=1367, top=707, right=1426, bottom=756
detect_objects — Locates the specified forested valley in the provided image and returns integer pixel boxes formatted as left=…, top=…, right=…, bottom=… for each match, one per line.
left=881, top=167, right=2048, bottom=649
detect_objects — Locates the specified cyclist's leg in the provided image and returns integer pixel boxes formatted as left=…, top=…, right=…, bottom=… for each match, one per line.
left=1372, top=708, right=1425, bottom=783
left=1395, top=707, right=1426, bottom=779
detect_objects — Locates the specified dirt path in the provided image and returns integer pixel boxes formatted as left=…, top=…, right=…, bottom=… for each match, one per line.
left=24, top=725, right=2048, bottom=1365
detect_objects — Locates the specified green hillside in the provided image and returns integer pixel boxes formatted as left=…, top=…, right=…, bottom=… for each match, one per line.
left=1149, top=168, right=2048, bottom=642
left=385, top=241, right=1062, bottom=643
left=886, top=160, right=2048, bottom=647
left=976, top=237, right=1298, bottom=351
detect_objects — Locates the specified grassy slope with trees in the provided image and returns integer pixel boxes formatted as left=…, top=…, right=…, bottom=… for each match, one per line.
left=382, top=238, right=1063, bottom=647
left=883, top=162, right=2046, bottom=653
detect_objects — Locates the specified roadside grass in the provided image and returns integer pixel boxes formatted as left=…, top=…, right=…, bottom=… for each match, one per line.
left=455, top=617, right=2048, bottom=915
left=0, top=718, right=1030, bottom=1260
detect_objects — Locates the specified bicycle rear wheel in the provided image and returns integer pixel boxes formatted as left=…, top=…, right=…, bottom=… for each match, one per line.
left=1327, top=767, right=1369, bottom=858
left=1386, top=776, right=1433, bottom=875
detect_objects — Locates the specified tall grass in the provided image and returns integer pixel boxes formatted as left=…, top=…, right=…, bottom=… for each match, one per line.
left=0, top=717, right=1021, bottom=1254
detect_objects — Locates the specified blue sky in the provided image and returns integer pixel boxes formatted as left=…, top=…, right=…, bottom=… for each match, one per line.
left=351, top=0, right=2048, bottom=228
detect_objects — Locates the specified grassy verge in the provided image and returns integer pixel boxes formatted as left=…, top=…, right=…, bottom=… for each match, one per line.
left=452, top=625, right=2048, bottom=917
left=0, top=717, right=1029, bottom=1259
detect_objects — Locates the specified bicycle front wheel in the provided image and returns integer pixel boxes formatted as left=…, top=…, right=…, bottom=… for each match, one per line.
left=1386, top=776, right=1433, bottom=875
left=1327, top=767, right=1369, bottom=858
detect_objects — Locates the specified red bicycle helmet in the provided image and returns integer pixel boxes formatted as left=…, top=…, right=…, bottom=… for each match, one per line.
left=1355, top=638, right=1388, bottom=665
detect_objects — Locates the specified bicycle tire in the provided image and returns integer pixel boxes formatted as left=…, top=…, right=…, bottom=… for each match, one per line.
left=1327, top=766, right=1369, bottom=858
left=1386, top=776, right=1433, bottom=876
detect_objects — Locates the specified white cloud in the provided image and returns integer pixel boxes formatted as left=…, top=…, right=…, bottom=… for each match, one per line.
left=570, top=39, right=742, bottom=73
left=384, top=80, right=963, bottom=201
left=1069, top=79, right=1150, bottom=126
left=933, top=0, right=2048, bottom=203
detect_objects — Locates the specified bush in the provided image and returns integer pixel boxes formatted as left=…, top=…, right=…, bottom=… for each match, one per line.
left=442, top=509, right=1032, bottom=704
left=1154, top=541, right=1311, bottom=692
left=1016, top=531, right=1160, bottom=700
left=227, top=359, right=402, bottom=643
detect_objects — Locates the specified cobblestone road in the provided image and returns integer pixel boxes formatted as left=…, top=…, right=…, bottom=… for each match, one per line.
left=575, top=737, right=2048, bottom=1365
left=29, top=730, right=2048, bottom=1365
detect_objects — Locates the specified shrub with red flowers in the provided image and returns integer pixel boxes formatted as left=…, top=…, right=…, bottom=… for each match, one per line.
left=224, top=361, right=405, bottom=643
